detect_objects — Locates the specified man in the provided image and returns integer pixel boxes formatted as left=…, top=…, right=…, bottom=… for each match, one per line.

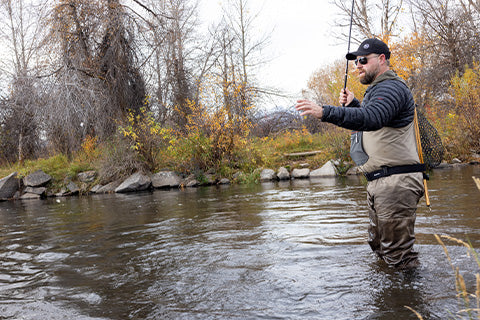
left=295, top=38, right=424, bottom=269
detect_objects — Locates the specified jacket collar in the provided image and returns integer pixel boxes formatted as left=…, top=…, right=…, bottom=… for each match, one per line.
left=370, top=70, right=406, bottom=87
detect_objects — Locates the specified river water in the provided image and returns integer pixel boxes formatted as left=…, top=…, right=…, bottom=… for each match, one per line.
left=0, top=165, right=479, bottom=320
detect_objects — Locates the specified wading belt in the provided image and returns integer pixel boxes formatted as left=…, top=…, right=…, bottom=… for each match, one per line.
left=364, top=164, right=427, bottom=182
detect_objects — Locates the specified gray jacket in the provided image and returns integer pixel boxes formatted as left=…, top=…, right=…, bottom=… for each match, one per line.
left=321, top=70, right=415, bottom=131
left=321, top=71, right=420, bottom=172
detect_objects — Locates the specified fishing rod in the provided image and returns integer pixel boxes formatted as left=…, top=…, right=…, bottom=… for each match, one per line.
left=342, top=0, right=355, bottom=107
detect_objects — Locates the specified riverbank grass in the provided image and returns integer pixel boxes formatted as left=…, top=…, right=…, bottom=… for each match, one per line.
left=0, top=127, right=351, bottom=187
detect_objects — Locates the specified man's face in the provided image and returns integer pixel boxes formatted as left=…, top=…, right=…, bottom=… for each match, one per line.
left=355, top=54, right=381, bottom=85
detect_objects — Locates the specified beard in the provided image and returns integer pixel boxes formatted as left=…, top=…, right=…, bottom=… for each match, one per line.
left=359, top=64, right=380, bottom=85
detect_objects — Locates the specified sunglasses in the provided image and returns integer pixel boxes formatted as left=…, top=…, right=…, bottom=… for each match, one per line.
left=354, top=54, right=379, bottom=66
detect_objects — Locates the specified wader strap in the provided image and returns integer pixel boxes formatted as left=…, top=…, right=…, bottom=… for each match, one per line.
left=365, top=164, right=427, bottom=182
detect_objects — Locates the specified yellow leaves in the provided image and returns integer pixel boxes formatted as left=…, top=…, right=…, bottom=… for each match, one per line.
left=389, top=32, right=430, bottom=81
left=79, top=135, right=99, bottom=161
left=450, top=61, right=480, bottom=107
left=307, top=59, right=366, bottom=106
left=117, top=103, right=174, bottom=171
left=447, top=62, right=480, bottom=151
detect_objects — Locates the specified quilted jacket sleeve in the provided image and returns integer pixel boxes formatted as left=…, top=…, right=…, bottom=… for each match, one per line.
left=321, top=80, right=414, bottom=131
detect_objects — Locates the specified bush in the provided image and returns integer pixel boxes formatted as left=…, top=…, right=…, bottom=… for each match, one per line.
left=118, top=103, right=174, bottom=172
left=167, top=99, right=261, bottom=175
left=97, top=136, right=145, bottom=184
left=449, top=63, right=480, bottom=154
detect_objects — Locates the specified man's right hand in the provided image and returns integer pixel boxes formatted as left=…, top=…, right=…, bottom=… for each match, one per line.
left=339, top=88, right=354, bottom=106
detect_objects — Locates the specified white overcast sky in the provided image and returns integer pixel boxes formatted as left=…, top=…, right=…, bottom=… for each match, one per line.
left=199, top=0, right=347, bottom=108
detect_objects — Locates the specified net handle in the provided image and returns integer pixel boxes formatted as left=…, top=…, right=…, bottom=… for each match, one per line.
left=414, top=108, right=431, bottom=207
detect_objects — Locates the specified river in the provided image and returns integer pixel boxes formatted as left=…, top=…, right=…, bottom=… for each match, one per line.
left=0, top=165, right=479, bottom=319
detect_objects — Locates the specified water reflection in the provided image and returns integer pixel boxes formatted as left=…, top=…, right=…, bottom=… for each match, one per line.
left=0, top=165, right=478, bottom=319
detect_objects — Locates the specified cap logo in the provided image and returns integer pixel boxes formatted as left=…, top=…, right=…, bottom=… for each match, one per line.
left=363, top=44, right=370, bottom=49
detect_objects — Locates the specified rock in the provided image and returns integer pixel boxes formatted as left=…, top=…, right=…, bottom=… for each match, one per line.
left=20, top=193, right=41, bottom=200
left=299, top=163, right=310, bottom=168
left=24, top=170, right=52, bottom=187
left=0, top=172, right=20, bottom=200
left=182, top=174, right=199, bottom=187
left=24, top=187, right=46, bottom=196
left=218, top=178, right=230, bottom=185
left=151, top=171, right=182, bottom=188
left=232, top=172, right=245, bottom=181
left=77, top=171, right=97, bottom=183
left=310, top=161, right=339, bottom=178
left=186, top=179, right=199, bottom=187
left=202, top=174, right=216, bottom=185
left=55, top=189, right=69, bottom=197
left=435, top=162, right=451, bottom=169
left=291, top=168, right=310, bottom=179
left=66, top=181, right=79, bottom=194
left=90, top=184, right=103, bottom=193
left=94, top=180, right=122, bottom=194
left=452, top=158, right=462, bottom=164
left=260, top=169, right=276, bottom=182
left=115, top=173, right=152, bottom=193
left=277, top=167, right=290, bottom=180
left=346, top=166, right=361, bottom=175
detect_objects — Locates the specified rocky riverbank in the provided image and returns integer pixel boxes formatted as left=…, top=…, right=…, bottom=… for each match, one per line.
left=0, top=158, right=477, bottom=201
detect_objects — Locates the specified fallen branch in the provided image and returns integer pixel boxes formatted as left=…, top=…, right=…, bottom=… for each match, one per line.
left=284, top=150, right=323, bottom=157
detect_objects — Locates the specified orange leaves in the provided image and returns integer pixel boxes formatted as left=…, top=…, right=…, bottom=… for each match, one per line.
left=307, top=59, right=366, bottom=106
left=389, top=32, right=430, bottom=81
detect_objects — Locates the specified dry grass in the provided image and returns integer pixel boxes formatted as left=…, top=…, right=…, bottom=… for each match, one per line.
left=473, top=176, right=480, bottom=191
left=435, top=234, right=480, bottom=320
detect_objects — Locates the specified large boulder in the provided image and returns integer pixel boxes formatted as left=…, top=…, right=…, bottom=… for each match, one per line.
left=115, top=173, right=152, bottom=193
left=94, top=180, right=123, bottom=194
left=0, top=172, right=20, bottom=200
left=20, top=193, right=41, bottom=200
left=277, top=167, right=290, bottom=180
left=24, top=170, right=52, bottom=187
left=66, top=181, right=80, bottom=194
left=24, top=187, right=47, bottom=196
left=260, top=169, right=276, bottom=182
left=291, top=168, right=310, bottom=179
left=151, top=171, right=182, bottom=188
left=310, top=161, right=339, bottom=178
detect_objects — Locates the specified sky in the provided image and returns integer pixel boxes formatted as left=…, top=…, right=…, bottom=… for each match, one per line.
left=199, top=0, right=348, bottom=108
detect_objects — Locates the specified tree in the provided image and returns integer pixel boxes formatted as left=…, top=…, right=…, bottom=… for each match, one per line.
left=0, top=0, right=49, bottom=164
left=160, top=0, right=197, bottom=130
left=43, top=0, right=147, bottom=156
left=218, top=0, right=270, bottom=118
left=98, top=0, right=146, bottom=117
left=407, top=0, right=480, bottom=89
left=332, top=0, right=405, bottom=43
left=389, top=32, right=435, bottom=107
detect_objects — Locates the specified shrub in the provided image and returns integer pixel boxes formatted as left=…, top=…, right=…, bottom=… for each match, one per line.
left=118, top=101, right=174, bottom=172
left=168, top=99, right=260, bottom=175
left=449, top=63, right=480, bottom=154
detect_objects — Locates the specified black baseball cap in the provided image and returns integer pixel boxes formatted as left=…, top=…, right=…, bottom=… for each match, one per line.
left=346, top=38, right=391, bottom=60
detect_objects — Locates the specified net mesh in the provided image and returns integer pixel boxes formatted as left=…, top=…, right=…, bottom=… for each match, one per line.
left=417, top=109, right=444, bottom=169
